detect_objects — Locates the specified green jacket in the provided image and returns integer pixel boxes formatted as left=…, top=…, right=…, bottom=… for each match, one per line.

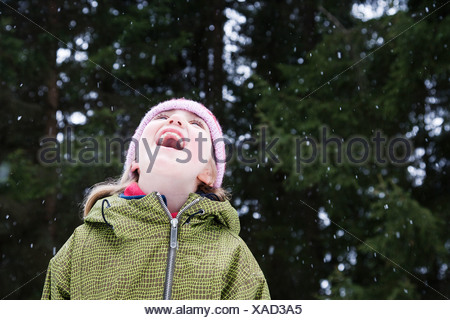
left=42, top=192, right=270, bottom=300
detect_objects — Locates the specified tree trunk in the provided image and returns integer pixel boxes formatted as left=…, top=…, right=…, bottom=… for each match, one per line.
left=44, top=0, right=59, bottom=241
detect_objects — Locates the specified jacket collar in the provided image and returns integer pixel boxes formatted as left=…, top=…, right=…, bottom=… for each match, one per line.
left=84, top=192, right=240, bottom=240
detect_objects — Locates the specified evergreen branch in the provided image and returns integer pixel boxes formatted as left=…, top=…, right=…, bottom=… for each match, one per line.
left=0, top=0, right=153, bottom=104
left=299, top=199, right=449, bottom=300
left=318, top=5, right=348, bottom=32
left=299, top=1, right=450, bottom=103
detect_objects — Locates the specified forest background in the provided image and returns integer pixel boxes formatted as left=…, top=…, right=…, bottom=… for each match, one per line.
left=0, top=0, right=449, bottom=299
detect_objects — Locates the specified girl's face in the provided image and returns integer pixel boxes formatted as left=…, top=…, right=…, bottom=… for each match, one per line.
left=132, top=109, right=215, bottom=186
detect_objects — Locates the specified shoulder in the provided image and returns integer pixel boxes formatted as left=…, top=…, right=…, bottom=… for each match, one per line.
left=52, top=222, right=93, bottom=257
left=46, top=223, right=87, bottom=277
left=216, top=231, right=270, bottom=299
left=215, top=229, right=263, bottom=274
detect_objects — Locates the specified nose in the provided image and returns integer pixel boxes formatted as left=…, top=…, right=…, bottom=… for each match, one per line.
left=168, top=114, right=185, bottom=127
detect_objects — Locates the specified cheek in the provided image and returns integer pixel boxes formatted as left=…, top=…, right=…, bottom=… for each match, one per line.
left=190, top=134, right=213, bottom=161
left=136, top=126, right=159, bottom=162
left=140, top=125, right=158, bottom=147
left=205, top=140, right=214, bottom=159
left=136, top=141, right=149, bottom=165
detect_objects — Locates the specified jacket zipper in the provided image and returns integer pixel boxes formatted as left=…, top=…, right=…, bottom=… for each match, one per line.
left=156, top=193, right=202, bottom=300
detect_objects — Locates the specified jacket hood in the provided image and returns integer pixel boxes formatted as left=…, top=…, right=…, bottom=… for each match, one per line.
left=84, top=192, right=240, bottom=240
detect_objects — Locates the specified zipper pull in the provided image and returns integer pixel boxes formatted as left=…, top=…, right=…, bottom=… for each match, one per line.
left=170, top=218, right=178, bottom=249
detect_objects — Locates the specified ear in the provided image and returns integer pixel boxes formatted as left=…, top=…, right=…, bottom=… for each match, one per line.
left=131, top=160, right=140, bottom=175
left=197, top=162, right=214, bottom=186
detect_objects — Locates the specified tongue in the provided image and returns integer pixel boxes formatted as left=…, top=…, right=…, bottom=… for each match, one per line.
left=162, top=137, right=181, bottom=150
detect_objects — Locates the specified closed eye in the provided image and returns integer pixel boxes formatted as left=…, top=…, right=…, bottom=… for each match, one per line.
left=154, top=113, right=169, bottom=120
left=190, top=119, right=205, bottom=128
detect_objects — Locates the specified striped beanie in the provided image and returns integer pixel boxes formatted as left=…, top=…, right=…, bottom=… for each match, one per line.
left=124, top=98, right=226, bottom=188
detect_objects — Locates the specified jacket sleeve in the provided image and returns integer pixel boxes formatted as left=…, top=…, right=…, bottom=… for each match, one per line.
left=41, top=234, right=74, bottom=300
left=221, top=237, right=271, bottom=300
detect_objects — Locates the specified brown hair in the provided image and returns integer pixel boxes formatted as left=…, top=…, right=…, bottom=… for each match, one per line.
left=83, top=162, right=230, bottom=217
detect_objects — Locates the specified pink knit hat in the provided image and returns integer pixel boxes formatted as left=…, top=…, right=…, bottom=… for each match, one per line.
left=124, top=98, right=226, bottom=188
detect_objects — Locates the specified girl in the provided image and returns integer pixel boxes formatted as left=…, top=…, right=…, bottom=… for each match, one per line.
left=42, top=98, right=270, bottom=300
